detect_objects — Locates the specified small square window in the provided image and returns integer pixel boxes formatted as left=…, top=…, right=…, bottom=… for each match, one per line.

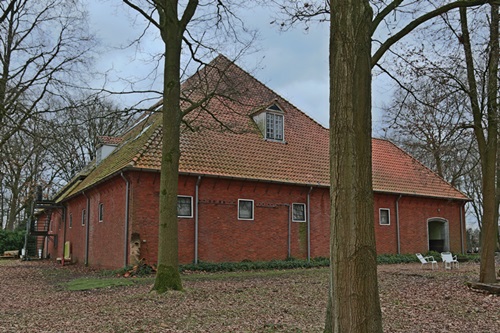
left=177, top=196, right=193, bottom=218
left=238, top=199, right=254, bottom=220
left=379, top=208, right=390, bottom=225
left=98, top=203, right=104, bottom=222
left=292, top=203, right=306, bottom=222
left=81, top=209, right=86, bottom=226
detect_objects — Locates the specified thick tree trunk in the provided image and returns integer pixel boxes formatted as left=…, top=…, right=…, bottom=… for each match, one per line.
left=152, top=0, right=185, bottom=293
left=325, top=1, right=383, bottom=332
left=479, top=4, right=499, bottom=284
left=460, top=5, right=499, bottom=284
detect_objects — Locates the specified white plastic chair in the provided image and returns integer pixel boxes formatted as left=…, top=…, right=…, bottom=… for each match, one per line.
left=441, top=252, right=459, bottom=269
left=416, top=253, right=437, bottom=269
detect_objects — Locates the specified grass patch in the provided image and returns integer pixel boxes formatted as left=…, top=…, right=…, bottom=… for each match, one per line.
left=64, top=277, right=135, bottom=291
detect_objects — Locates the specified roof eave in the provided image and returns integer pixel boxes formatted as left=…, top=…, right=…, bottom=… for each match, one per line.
left=373, top=190, right=470, bottom=202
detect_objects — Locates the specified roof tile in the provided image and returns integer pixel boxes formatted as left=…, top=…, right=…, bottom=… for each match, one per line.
left=63, top=55, right=467, bottom=201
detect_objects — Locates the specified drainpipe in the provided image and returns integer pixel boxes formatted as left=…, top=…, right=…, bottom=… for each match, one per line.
left=459, top=204, right=464, bottom=254
left=287, top=204, right=291, bottom=258
left=307, top=186, right=313, bottom=262
left=194, top=176, right=202, bottom=265
left=61, top=205, right=67, bottom=265
left=83, top=191, right=90, bottom=266
left=120, top=172, right=130, bottom=268
left=395, top=195, right=402, bottom=254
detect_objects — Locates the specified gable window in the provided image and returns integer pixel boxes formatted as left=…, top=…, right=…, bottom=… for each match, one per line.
left=69, top=213, right=73, bottom=228
left=253, top=104, right=285, bottom=142
left=379, top=208, right=390, bottom=225
left=81, top=209, right=86, bottom=226
left=98, top=203, right=104, bottom=222
left=177, top=196, right=193, bottom=218
left=266, top=112, right=284, bottom=141
left=238, top=199, right=254, bottom=220
left=292, top=203, right=306, bottom=222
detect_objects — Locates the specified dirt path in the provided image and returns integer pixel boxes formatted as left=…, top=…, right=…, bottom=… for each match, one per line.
left=0, top=260, right=498, bottom=332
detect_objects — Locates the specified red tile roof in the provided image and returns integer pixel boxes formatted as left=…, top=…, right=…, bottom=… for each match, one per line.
left=63, top=55, right=467, bottom=201
left=372, top=139, right=467, bottom=199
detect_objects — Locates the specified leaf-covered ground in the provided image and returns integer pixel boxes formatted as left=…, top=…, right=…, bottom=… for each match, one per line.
left=0, top=260, right=498, bottom=332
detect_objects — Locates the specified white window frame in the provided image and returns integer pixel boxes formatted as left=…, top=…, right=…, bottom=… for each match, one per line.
left=292, top=203, right=307, bottom=222
left=177, top=196, right=193, bottom=218
left=238, top=199, right=254, bottom=221
left=98, top=203, right=104, bottom=222
left=379, top=208, right=390, bottom=225
left=81, top=209, right=86, bottom=226
left=265, top=112, right=284, bottom=141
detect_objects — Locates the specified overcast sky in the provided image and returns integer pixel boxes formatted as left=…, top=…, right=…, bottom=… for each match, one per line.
left=88, top=2, right=391, bottom=133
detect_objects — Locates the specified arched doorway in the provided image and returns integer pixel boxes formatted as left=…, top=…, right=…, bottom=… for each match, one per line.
left=428, top=218, right=449, bottom=252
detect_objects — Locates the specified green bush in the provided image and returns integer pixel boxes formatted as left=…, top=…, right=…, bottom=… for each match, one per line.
left=377, top=254, right=418, bottom=264
left=180, top=257, right=330, bottom=273
left=0, top=229, right=25, bottom=254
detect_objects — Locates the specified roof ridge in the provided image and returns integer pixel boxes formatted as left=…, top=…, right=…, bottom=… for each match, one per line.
left=379, top=138, right=469, bottom=199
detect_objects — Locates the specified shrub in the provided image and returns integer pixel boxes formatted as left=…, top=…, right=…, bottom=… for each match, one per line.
left=180, top=257, right=330, bottom=273
left=0, top=229, right=25, bottom=254
left=377, top=254, right=418, bottom=264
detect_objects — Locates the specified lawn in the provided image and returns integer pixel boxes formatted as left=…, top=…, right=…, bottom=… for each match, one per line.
left=0, top=260, right=498, bottom=332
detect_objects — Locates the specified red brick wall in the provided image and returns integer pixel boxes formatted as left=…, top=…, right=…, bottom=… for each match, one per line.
left=127, top=174, right=331, bottom=264
left=374, top=193, right=465, bottom=254
left=50, top=172, right=466, bottom=268
left=86, top=177, right=128, bottom=268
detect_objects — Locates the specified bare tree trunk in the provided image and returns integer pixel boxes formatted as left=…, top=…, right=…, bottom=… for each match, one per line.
left=479, top=4, right=499, bottom=284
left=151, top=0, right=198, bottom=293
left=460, top=5, right=499, bottom=284
left=6, top=184, right=18, bottom=230
left=325, top=1, right=382, bottom=332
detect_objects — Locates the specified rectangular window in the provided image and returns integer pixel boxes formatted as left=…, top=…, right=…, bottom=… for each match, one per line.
left=266, top=113, right=284, bottom=141
left=69, top=213, right=73, bottom=228
left=292, top=203, right=306, bottom=222
left=81, top=209, right=86, bottom=226
left=177, top=196, right=193, bottom=218
left=238, top=199, right=254, bottom=220
left=98, top=203, right=104, bottom=222
left=379, top=208, right=390, bottom=225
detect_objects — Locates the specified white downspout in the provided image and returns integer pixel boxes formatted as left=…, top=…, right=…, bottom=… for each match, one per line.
left=82, top=191, right=90, bottom=266
left=120, top=172, right=130, bottom=268
left=459, top=204, right=464, bottom=254
left=307, top=186, right=313, bottom=262
left=287, top=204, right=291, bottom=258
left=396, top=195, right=402, bottom=254
left=195, top=176, right=202, bottom=265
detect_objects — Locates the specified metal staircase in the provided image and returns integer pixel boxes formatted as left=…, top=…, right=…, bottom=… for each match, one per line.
left=23, top=197, right=62, bottom=260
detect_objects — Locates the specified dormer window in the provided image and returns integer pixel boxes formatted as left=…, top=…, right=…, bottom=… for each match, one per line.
left=253, top=103, right=285, bottom=142
left=266, top=113, right=283, bottom=140
left=95, top=136, right=123, bottom=165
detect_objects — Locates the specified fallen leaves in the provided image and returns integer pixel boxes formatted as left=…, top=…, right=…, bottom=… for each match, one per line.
left=0, top=260, right=498, bottom=332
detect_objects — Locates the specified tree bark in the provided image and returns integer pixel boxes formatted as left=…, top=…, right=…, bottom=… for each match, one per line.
left=460, top=5, right=499, bottom=284
left=152, top=0, right=185, bottom=293
left=325, top=1, right=383, bottom=332
left=150, top=0, right=198, bottom=293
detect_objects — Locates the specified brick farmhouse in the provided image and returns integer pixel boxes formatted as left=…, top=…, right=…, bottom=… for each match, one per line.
left=39, top=56, right=468, bottom=269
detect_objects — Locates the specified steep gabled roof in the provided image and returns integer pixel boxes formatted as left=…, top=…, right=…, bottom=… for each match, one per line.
left=62, top=55, right=468, bottom=201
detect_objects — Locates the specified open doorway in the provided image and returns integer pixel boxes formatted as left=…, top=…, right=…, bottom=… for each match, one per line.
left=428, top=219, right=449, bottom=252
